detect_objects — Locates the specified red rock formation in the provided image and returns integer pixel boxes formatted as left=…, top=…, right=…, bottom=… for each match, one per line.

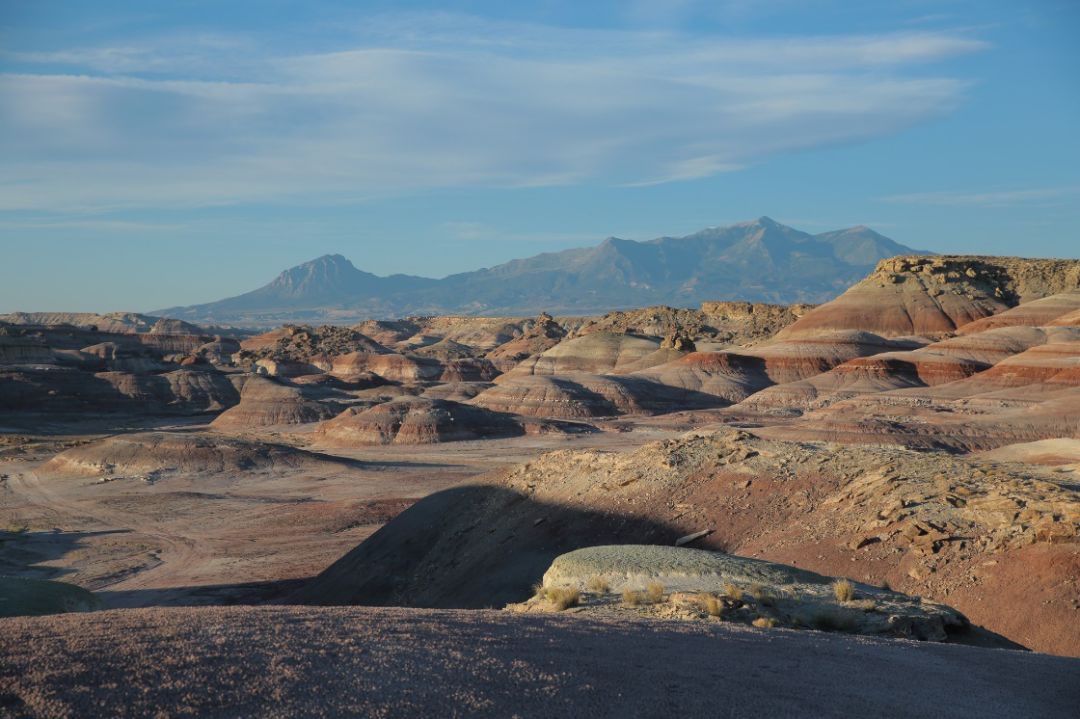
left=211, top=376, right=339, bottom=429
left=956, top=292, right=1080, bottom=335
left=314, top=397, right=530, bottom=446
left=499, top=332, right=683, bottom=380
left=778, top=256, right=1080, bottom=340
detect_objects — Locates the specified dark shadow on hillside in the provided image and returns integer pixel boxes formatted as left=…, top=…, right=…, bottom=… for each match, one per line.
left=97, top=579, right=306, bottom=609
left=0, top=529, right=131, bottom=580
left=288, top=484, right=689, bottom=610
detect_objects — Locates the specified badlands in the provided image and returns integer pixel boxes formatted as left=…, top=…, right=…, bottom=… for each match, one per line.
left=2, top=254, right=1080, bottom=717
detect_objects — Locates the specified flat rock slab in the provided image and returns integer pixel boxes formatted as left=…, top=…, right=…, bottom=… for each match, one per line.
left=543, top=544, right=830, bottom=590
left=1, top=606, right=1077, bottom=718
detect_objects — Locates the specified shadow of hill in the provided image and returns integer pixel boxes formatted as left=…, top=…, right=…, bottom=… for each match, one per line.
left=0, top=529, right=130, bottom=580
left=97, top=579, right=305, bottom=609
left=289, top=484, right=688, bottom=609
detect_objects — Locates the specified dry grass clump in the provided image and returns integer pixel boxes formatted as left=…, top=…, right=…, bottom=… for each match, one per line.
left=586, top=576, right=610, bottom=593
left=749, top=583, right=776, bottom=607
left=833, top=579, right=856, bottom=603
left=847, top=599, right=878, bottom=612
left=696, top=593, right=723, bottom=617
left=752, top=616, right=778, bottom=629
left=543, top=586, right=581, bottom=611
left=723, top=583, right=742, bottom=601
left=622, top=582, right=666, bottom=607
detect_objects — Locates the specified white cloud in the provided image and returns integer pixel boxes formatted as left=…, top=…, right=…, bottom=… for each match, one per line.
left=0, top=15, right=986, bottom=213
left=882, top=186, right=1080, bottom=207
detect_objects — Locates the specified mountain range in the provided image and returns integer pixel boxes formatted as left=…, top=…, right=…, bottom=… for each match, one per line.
left=157, top=217, right=927, bottom=326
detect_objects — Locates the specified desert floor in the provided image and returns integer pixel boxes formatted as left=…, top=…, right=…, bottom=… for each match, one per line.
left=0, top=418, right=701, bottom=608
left=2, top=605, right=1077, bottom=718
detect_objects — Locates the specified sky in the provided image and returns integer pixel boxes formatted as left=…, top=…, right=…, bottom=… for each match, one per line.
left=0, top=0, right=1078, bottom=312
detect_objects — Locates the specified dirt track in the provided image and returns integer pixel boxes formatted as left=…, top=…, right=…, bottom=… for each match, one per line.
left=1, top=606, right=1078, bottom=718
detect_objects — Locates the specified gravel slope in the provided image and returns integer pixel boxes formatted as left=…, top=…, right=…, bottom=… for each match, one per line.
left=2, top=606, right=1078, bottom=718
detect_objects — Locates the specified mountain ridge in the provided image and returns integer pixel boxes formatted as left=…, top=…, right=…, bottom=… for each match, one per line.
left=156, top=218, right=929, bottom=326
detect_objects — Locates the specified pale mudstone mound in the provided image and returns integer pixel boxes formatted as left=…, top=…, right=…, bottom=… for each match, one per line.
left=529, top=545, right=968, bottom=641
left=315, top=397, right=529, bottom=446
left=328, top=352, right=443, bottom=382
left=471, top=372, right=725, bottom=418
left=543, top=544, right=822, bottom=590
left=0, top=312, right=176, bottom=335
left=41, top=431, right=344, bottom=478
left=210, top=376, right=339, bottom=429
left=979, top=438, right=1080, bottom=468
left=500, top=332, right=681, bottom=379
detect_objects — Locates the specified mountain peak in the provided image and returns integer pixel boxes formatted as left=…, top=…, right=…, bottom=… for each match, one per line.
left=300, top=253, right=355, bottom=269
left=157, top=218, right=927, bottom=324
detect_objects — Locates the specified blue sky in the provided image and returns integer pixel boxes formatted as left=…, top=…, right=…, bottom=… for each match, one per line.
left=1, top=0, right=1077, bottom=312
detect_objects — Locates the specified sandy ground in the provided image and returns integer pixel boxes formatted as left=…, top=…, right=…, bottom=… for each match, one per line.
left=0, top=422, right=687, bottom=607
left=1, top=605, right=1077, bottom=719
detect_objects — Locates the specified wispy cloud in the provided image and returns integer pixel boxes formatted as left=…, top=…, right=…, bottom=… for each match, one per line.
left=0, top=14, right=986, bottom=213
left=881, top=186, right=1080, bottom=207
left=0, top=218, right=183, bottom=232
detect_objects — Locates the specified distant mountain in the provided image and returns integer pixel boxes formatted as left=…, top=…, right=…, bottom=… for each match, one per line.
left=157, top=218, right=928, bottom=326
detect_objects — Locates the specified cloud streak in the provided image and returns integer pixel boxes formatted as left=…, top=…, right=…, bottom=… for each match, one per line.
left=882, top=186, right=1080, bottom=207
left=0, top=15, right=986, bottom=213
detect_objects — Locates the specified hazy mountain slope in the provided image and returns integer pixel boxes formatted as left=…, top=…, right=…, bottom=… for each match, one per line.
left=157, top=218, right=927, bottom=325
left=187, top=254, right=437, bottom=314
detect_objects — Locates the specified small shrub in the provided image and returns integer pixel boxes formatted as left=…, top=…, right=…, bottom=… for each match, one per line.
left=622, top=589, right=645, bottom=607
left=645, top=581, right=665, bottom=604
left=752, top=616, right=777, bottom=629
left=586, top=576, right=610, bottom=593
left=847, top=599, right=878, bottom=612
left=532, top=582, right=546, bottom=599
left=723, top=583, right=742, bottom=601
left=833, top=579, right=856, bottom=603
left=544, top=587, right=581, bottom=611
